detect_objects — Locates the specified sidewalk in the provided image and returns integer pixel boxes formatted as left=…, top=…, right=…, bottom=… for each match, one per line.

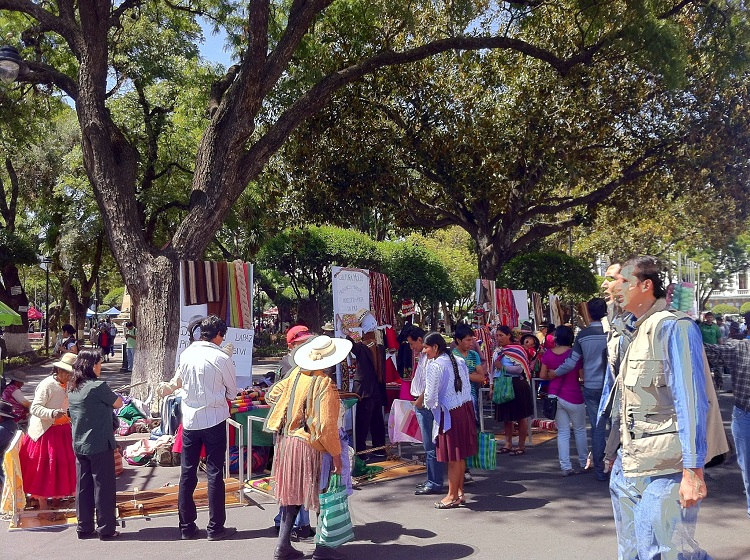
left=4, top=357, right=749, bottom=559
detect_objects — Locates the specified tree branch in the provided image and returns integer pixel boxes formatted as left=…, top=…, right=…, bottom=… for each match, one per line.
left=23, top=60, right=79, bottom=100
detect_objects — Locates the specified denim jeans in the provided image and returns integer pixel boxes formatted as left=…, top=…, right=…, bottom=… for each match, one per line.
left=732, top=405, right=750, bottom=518
left=584, top=387, right=607, bottom=479
left=609, top=452, right=712, bottom=560
left=274, top=506, right=310, bottom=528
left=126, top=347, right=134, bottom=370
left=415, top=406, right=443, bottom=490
left=556, top=397, right=588, bottom=471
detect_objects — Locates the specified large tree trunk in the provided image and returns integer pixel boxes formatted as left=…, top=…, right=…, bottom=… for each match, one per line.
left=0, top=263, right=33, bottom=356
left=297, top=298, right=321, bottom=331
left=129, top=256, right=181, bottom=400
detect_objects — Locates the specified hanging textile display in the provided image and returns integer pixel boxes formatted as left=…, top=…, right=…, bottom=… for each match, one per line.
left=369, top=271, right=397, bottom=327
left=473, top=326, right=494, bottom=374
left=531, top=292, right=544, bottom=326
left=549, top=294, right=564, bottom=327
left=476, top=279, right=497, bottom=317
left=495, top=288, right=519, bottom=327
left=177, top=260, right=255, bottom=387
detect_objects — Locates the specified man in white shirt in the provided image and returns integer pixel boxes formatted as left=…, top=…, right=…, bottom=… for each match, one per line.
left=174, top=315, right=237, bottom=541
left=409, top=326, right=444, bottom=495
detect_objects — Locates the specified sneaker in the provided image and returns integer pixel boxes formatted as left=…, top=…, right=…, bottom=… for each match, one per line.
left=561, top=469, right=579, bottom=477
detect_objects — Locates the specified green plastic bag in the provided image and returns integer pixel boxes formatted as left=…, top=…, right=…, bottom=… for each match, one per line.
left=466, top=432, right=497, bottom=471
left=315, top=474, right=354, bottom=548
left=492, top=371, right=515, bottom=405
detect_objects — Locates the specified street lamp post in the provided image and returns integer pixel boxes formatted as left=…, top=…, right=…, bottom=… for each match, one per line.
left=41, top=257, right=52, bottom=355
left=0, top=46, right=27, bottom=84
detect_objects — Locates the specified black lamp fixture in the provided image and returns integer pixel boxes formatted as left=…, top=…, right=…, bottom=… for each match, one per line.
left=0, top=45, right=27, bottom=84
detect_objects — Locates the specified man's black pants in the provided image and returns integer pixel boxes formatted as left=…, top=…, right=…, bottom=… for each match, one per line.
left=178, top=420, right=227, bottom=537
left=355, top=396, right=386, bottom=456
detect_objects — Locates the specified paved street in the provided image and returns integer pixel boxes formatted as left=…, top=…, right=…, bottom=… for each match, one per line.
left=2, top=352, right=748, bottom=559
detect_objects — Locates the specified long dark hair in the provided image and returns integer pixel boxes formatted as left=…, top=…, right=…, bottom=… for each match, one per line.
left=497, top=325, right=516, bottom=342
left=69, top=349, right=102, bottom=392
left=424, top=331, right=462, bottom=394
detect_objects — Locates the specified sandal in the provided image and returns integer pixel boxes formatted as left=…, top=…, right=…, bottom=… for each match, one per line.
left=434, top=498, right=462, bottom=509
left=458, top=493, right=466, bottom=504
left=509, top=448, right=526, bottom=456
left=499, top=447, right=513, bottom=454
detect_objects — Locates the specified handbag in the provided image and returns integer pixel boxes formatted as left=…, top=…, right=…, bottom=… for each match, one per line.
left=466, top=432, right=497, bottom=470
left=542, top=396, right=558, bottom=420
left=492, top=370, right=515, bottom=405
left=314, top=474, right=354, bottom=548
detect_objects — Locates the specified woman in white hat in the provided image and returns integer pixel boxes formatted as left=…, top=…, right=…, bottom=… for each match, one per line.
left=18, top=352, right=77, bottom=505
left=265, top=334, right=352, bottom=560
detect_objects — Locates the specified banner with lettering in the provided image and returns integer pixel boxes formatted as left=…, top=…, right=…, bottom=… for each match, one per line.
left=176, top=261, right=255, bottom=388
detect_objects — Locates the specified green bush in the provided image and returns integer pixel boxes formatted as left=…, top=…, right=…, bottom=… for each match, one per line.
left=740, top=302, right=750, bottom=315
left=711, top=303, right=739, bottom=315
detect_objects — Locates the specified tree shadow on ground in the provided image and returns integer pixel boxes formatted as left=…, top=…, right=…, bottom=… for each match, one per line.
left=340, top=543, right=474, bottom=559
left=353, top=520, right=436, bottom=543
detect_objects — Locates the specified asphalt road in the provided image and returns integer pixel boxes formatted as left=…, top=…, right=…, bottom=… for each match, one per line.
left=2, top=354, right=748, bottom=559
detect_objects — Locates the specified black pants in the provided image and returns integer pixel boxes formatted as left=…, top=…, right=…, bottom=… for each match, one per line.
left=178, top=421, right=227, bottom=537
left=355, top=396, right=386, bottom=455
left=76, top=448, right=117, bottom=536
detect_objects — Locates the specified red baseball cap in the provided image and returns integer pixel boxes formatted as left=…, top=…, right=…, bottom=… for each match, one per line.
left=286, top=325, right=312, bottom=345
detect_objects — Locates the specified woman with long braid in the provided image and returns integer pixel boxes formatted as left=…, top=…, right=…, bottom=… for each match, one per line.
left=422, top=332, right=477, bottom=509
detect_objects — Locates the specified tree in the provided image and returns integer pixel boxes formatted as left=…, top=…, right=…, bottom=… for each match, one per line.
left=256, top=226, right=381, bottom=328
left=711, top=304, right=738, bottom=315
left=4, top=1, right=746, bottom=395
left=497, top=251, right=598, bottom=303
left=276, top=5, right=750, bottom=279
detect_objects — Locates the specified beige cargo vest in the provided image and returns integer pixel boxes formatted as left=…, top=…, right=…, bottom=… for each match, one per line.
left=618, top=300, right=728, bottom=477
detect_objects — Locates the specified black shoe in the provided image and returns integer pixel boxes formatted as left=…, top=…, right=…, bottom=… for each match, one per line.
left=99, top=531, right=121, bottom=541
left=207, top=526, right=237, bottom=541
left=415, top=482, right=427, bottom=489
left=291, top=524, right=315, bottom=541
left=77, top=530, right=98, bottom=540
left=414, top=486, right=442, bottom=495
left=274, top=544, right=305, bottom=559
left=181, top=526, right=201, bottom=540
left=273, top=524, right=280, bottom=535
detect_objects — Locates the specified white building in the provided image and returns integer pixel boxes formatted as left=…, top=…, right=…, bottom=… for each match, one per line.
left=705, top=271, right=750, bottom=311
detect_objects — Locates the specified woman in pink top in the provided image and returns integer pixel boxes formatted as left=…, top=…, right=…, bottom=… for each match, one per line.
left=539, top=325, right=588, bottom=476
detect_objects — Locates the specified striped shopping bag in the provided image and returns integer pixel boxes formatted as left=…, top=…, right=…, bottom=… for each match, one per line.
left=315, top=474, right=354, bottom=548
left=466, top=432, right=497, bottom=471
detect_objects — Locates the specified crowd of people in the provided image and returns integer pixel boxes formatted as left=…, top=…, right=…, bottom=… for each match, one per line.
left=1, top=255, right=749, bottom=560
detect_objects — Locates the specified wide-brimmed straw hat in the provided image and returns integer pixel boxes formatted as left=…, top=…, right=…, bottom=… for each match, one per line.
left=52, top=352, right=77, bottom=373
left=321, top=321, right=335, bottom=332
left=6, top=370, right=27, bottom=383
left=293, top=335, right=352, bottom=371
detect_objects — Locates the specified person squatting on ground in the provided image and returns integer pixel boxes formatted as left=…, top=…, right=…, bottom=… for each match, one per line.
left=603, top=256, right=728, bottom=560
left=264, top=334, right=352, bottom=560
left=68, top=350, right=123, bottom=540
left=422, top=332, right=477, bottom=509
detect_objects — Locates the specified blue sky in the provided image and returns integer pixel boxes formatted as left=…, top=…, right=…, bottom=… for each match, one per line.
left=198, top=18, right=233, bottom=67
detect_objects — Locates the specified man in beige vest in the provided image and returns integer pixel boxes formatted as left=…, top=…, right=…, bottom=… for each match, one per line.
left=608, top=256, right=724, bottom=560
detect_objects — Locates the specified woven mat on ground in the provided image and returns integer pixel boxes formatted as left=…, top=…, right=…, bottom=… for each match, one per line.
left=116, top=478, right=244, bottom=518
